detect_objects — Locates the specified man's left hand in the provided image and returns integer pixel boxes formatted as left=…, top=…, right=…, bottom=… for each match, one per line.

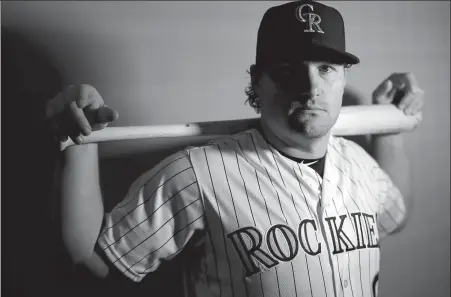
left=372, top=72, right=425, bottom=116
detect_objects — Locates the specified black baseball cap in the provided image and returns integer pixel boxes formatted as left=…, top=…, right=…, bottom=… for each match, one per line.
left=255, top=0, right=360, bottom=69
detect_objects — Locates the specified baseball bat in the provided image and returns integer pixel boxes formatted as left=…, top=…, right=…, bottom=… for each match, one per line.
left=60, top=104, right=421, bottom=151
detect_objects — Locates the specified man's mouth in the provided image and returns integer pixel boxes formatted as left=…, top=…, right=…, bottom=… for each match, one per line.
left=302, top=107, right=324, bottom=111
left=289, top=101, right=325, bottom=113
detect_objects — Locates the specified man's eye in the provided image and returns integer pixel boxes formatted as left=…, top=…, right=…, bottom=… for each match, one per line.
left=318, top=65, right=336, bottom=73
left=271, top=68, right=297, bottom=80
left=278, top=67, right=296, bottom=76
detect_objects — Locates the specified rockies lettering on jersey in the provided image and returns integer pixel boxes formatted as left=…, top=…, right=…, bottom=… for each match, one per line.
left=98, top=129, right=406, bottom=297
left=227, top=212, right=380, bottom=277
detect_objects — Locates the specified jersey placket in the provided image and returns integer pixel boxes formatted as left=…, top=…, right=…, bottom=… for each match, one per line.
left=298, top=161, right=342, bottom=297
left=318, top=140, right=354, bottom=297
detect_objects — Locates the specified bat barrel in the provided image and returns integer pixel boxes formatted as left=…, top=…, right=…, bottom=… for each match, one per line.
left=331, top=104, right=422, bottom=136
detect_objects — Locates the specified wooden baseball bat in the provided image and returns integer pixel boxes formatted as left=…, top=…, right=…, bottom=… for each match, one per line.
left=60, top=105, right=421, bottom=151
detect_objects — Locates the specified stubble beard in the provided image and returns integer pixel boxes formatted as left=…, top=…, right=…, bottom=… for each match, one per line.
left=287, top=109, right=331, bottom=138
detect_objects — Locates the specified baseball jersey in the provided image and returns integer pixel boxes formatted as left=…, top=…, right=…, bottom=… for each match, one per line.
left=97, top=128, right=406, bottom=297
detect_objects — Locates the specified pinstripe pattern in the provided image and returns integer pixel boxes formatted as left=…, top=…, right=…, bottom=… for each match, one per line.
left=97, top=129, right=406, bottom=297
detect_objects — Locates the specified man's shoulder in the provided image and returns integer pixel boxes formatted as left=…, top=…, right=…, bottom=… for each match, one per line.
left=330, top=135, right=365, bottom=149
left=184, top=128, right=258, bottom=154
left=329, top=136, right=374, bottom=162
left=149, top=129, right=258, bottom=173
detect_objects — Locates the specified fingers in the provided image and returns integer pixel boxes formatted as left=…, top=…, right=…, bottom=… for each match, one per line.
left=407, top=95, right=424, bottom=115
left=96, top=105, right=119, bottom=124
left=379, top=72, right=424, bottom=115
left=69, top=101, right=92, bottom=136
left=397, top=92, right=415, bottom=112
left=394, top=73, right=424, bottom=115
left=76, top=84, right=104, bottom=109
left=402, top=72, right=421, bottom=94
left=46, top=84, right=96, bottom=120
left=373, top=79, right=396, bottom=104
left=83, top=105, right=119, bottom=131
left=45, top=83, right=119, bottom=144
left=61, top=105, right=119, bottom=142
left=91, top=106, right=119, bottom=131
left=405, top=90, right=425, bottom=115
left=58, top=101, right=89, bottom=145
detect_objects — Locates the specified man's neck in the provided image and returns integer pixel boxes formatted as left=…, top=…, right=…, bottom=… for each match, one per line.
left=259, top=121, right=330, bottom=160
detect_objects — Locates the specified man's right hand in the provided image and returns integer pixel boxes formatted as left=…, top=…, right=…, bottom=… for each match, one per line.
left=46, top=84, right=119, bottom=144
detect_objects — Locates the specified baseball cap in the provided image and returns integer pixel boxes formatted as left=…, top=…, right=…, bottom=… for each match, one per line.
left=255, top=0, right=360, bottom=69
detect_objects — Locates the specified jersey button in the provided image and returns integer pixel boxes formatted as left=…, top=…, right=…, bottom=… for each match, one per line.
left=344, top=280, right=349, bottom=288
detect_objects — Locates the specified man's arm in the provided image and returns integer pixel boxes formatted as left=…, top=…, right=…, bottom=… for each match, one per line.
left=369, top=72, right=424, bottom=232
left=61, top=142, right=137, bottom=284
left=370, top=134, right=414, bottom=230
left=60, top=141, right=205, bottom=284
left=61, top=143, right=112, bottom=277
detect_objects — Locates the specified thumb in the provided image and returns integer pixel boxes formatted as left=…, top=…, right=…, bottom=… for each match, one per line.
left=373, top=79, right=395, bottom=103
left=382, top=79, right=393, bottom=94
left=378, top=79, right=393, bottom=97
left=95, top=105, right=119, bottom=124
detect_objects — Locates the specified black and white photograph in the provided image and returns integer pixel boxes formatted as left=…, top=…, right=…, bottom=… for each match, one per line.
left=2, top=1, right=450, bottom=297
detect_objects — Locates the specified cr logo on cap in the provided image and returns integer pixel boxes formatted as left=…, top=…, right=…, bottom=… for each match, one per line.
left=296, top=4, right=324, bottom=34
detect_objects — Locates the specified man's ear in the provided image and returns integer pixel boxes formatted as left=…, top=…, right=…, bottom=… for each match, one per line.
left=252, top=77, right=261, bottom=97
left=250, top=64, right=260, bottom=83
left=250, top=65, right=264, bottom=97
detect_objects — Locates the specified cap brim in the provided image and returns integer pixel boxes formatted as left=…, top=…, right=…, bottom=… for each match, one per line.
left=257, top=44, right=360, bottom=68
left=306, top=45, right=360, bottom=65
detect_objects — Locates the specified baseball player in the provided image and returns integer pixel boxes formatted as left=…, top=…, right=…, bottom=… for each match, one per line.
left=47, top=1, right=424, bottom=297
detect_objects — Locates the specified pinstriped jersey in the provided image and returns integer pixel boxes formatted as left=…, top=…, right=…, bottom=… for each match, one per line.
left=97, top=128, right=406, bottom=297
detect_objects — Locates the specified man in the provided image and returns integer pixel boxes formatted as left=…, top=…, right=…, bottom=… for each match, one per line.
left=47, top=1, right=424, bottom=296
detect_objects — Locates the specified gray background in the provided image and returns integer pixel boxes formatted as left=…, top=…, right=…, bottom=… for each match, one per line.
left=2, top=1, right=449, bottom=297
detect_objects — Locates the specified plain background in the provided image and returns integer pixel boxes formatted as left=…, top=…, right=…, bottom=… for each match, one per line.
left=2, top=1, right=450, bottom=297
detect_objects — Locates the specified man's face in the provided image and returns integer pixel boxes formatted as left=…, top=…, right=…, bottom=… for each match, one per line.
left=255, top=60, right=347, bottom=141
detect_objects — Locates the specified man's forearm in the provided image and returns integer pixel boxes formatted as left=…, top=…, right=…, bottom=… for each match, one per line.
left=61, top=144, right=105, bottom=263
left=370, top=134, right=414, bottom=218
